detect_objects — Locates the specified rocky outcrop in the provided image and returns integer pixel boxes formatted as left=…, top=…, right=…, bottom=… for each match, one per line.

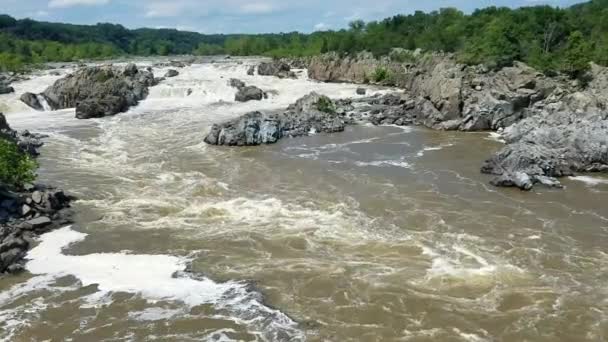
left=257, top=61, right=296, bottom=79
left=0, top=83, right=14, bottom=95
left=204, top=92, right=345, bottom=146
left=0, top=114, right=73, bottom=274
left=0, top=185, right=73, bottom=274
left=308, top=52, right=559, bottom=132
left=20, top=64, right=155, bottom=119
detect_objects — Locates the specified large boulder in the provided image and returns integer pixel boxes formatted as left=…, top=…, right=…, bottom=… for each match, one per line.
left=205, top=92, right=346, bottom=146
left=257, top=61, right=296, bottom=78
left=21, top=63, right=155, bottom=119
left=235, top=86, right=265, bottom=102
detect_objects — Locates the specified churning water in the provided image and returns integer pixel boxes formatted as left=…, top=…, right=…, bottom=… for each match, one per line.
left=1, top=58, right=608, bottom=341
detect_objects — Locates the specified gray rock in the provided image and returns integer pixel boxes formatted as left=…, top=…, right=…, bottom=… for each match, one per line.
left=0, top=237, right=27, bottom=254
left=356, top=88, right=366, bottom=95
left=205, top=92, right=345, bottom=146
left=257, top=61, right=294, bottom=78
left=247, top=66, right=255, bottom=76
left=31, top=191, right=43, bottom=204
left=235, top=86, right=264, bottom=102
left=76, top=96, right=129, bottom=119
left=20, top=92, right=43, bottom=111
left=24, top=216, right=52, bottom=230
left=165, top=69, right=179, bottom=78
left=0, top=84, right=14, bottom=94
left=229, top=78, right=246, bottom=90
left=21, top=65, right=155, bottom=119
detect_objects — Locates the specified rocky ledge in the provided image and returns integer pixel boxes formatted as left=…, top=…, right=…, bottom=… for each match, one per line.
left=204, top=92, right=344, bottom=146
left=0, top=113, right=73, bottom=275
left=20, top=63, right=155, bottom=119
left=303, top=51, right=608, bottom=190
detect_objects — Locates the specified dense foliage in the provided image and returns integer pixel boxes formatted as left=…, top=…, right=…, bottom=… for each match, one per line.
left=1, top=0, right=607, bottom=77
left=0, top=138, right=37, bottom=188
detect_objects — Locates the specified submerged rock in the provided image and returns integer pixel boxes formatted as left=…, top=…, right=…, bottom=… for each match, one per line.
left=0, top=83, right=14, bottom=94
left=205, top=92, right=345, bottom=146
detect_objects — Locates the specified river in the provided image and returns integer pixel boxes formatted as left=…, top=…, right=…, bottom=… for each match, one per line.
left=1, top=58, right=607, bottom=341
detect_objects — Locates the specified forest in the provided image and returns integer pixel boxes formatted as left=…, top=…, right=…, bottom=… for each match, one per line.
left=1, top=0, right=607, bottom=78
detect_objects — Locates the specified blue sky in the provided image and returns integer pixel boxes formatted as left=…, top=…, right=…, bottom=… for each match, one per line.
left=1, top=0, right=586, bottom=34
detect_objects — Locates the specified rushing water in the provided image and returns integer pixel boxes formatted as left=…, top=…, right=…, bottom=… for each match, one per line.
left=1, top=59, right=608, bottom=341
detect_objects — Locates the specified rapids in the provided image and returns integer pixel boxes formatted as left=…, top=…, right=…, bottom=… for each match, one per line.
left=0, top=58, right=607, bottom=341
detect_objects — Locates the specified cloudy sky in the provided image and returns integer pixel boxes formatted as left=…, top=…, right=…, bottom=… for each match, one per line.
left=1, top=0, right=585, bottom=34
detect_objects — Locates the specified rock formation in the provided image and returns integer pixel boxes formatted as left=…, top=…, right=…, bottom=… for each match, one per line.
left=20, top=63, right=155, bottom=119
left=204, top=92, right=345, bottom=146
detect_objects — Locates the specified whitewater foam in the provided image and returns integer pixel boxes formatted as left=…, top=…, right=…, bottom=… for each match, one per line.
left=569, top=176, right=608, bottom=186
left=1, top=226, right=305, bottom=341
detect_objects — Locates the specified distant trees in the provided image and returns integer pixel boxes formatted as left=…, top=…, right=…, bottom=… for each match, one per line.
left=1, top=0, right=608, bottom=77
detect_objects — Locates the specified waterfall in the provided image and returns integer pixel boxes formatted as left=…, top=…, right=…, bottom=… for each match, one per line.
left=36, top=94, right=52, bottom=111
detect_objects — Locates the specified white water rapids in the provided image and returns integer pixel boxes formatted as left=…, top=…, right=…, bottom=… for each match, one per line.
left=0, top=58, right=607, bottom=341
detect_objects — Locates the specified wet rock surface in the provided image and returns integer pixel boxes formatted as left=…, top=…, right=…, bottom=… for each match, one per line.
left=229, top=78, right=267, bottom=102
left=204, top=92, right=345, bottom=146
left=20, top=63, right=156, bottom=119
left=257, top=61, right=297, bottom=79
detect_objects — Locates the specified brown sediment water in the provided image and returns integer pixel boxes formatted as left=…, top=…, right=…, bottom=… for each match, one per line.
left=0, top=59, right=607, bottom=341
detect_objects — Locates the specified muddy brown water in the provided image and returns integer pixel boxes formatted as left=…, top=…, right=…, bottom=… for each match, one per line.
left=1, top=61, right=607, bottom=341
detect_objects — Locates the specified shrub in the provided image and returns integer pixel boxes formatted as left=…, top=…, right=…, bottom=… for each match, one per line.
left=373, top=67, right=389, bottom=82
left=0, top=138, right=37, bottom=188
left=316, top=97, right=335, bottom=114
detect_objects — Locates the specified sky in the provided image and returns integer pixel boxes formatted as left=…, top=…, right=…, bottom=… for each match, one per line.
left=0, top=0, right=586, bottom=34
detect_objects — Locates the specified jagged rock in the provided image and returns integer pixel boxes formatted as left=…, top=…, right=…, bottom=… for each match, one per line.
left=20, top=92, right=43, bottom=111
left=229, top=78, right=246, bottom=90
left=21, top=64, right=155, bottom=119
left=247, top=66, right=255, bottom=76
left=356, top=88, right=366, bottom=95
left=76, top=96, right=129, bottom=119
left=257, top=61, right=295, bottom=78
left=235, top=86, right=264, bottom=102
left=165, top=69, right=179, bottom=78
left=205, top=92, right=345, bottom=146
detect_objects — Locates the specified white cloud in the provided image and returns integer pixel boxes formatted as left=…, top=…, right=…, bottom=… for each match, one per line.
left=48, top=0, right=109, bottom=8
left=314, top=22, right=330, bottom=30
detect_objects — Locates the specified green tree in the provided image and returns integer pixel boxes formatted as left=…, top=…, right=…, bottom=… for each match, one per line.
left=0, top=139, right=38, bottom=188
left=561, top=30, right=592, bottom=79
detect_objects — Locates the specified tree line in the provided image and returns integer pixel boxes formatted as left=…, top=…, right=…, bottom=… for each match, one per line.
left=1, top=0, right=608, bottom=78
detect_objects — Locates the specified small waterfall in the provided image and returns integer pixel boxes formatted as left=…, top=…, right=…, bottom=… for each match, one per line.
left=36, top=95, right=52, bottom=111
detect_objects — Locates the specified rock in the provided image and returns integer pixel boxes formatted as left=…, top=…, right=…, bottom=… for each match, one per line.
left=204, top=111, right=281, bottom=146
left=356, top=88, right=366, bottom=95
left=257, top=61, right=294, bottom=78
left=0, top=237, right=27, bottom=254
left=186, top=88, right=193, bottom=96
left=153, top=77, right=165, bottom=86
left=76, top=96, right=129, bottom=119
left=0, top=84, right=14, bottom=94
left=247, top=66, right=255, bottom=76
left=235, top=86, right=264, bottom=102
left=206, top=92, right=345, bottom=146
left=0, top=248, right=26, bottom=272
left=165, top=69, right=179, bottom=78
left=23, top=216, right=52, bottom=230
left=229, top=78, right=246, bottom=90
left=490, top=172, right=534, bottom=191
left=21, top=65, right=155, bottom=119
left=21, top=204, right=32, bottom=217
left=20, top=92, right=43, bottom=111
left=31, top=191, right=43, bottom=204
